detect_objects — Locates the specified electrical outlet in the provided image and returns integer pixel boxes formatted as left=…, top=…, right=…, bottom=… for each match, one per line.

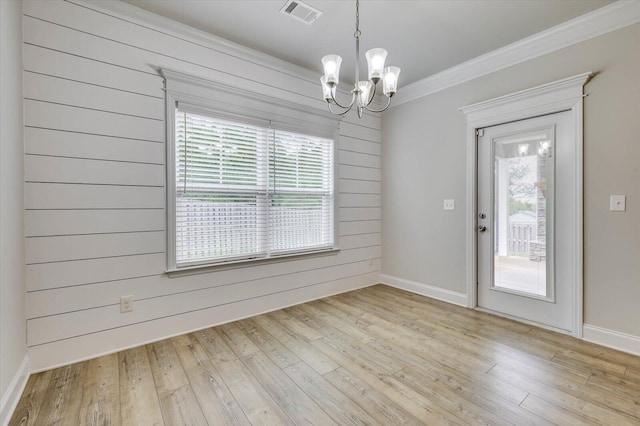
left=120, top=295, right=134, bottom=313
left=444, top=199, right=455, bottom=210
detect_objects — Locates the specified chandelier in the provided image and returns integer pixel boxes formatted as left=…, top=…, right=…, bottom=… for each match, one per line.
left=320, top=0, right=401, bottom=118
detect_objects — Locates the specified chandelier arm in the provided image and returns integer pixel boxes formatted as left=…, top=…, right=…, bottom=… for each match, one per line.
left=328, top=102, right=353, bottom=116
left=329, top=90, right=356, bottom=110
left=362, top=95, right=392, bottom=113
left=365, top=81, right=377, bottom=106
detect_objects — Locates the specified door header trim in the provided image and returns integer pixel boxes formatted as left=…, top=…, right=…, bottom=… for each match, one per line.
left=459, top=72, right=592, bottom=117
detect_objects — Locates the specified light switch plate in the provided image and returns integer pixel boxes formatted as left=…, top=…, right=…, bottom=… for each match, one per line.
left=444, top=199, right=455, bottom=211
left=610, top=195, right=626, bottom=212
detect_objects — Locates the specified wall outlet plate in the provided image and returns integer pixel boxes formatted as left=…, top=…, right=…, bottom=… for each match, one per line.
left=444, top=199, right=455, bottom=210
left=120, top=295, right=134, bottom=313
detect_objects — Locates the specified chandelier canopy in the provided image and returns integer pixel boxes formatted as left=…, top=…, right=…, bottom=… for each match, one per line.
left=320, top=0, right=401, bottom=118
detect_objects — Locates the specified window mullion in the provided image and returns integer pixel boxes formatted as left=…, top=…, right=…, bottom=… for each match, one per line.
left=255, top=126, right=267, bottom=258
left=266, top=127, right=275, bottom=256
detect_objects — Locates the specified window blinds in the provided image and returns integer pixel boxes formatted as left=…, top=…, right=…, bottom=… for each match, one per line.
left=175, top=109, right=334, bottom=266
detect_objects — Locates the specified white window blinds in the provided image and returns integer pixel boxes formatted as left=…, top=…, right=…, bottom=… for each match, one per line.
left=175, top=108, right=334, bottom=267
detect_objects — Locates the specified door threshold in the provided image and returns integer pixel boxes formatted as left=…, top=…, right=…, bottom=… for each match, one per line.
left=474, top=306, right=574, bottom=336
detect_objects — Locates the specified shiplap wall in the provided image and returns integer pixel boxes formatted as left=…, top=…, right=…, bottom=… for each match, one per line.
left=23, top=0, right=381, bottom=370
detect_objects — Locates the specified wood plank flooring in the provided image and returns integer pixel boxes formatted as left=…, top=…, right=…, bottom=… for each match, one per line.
left=10, top=284, right=640, bottom=425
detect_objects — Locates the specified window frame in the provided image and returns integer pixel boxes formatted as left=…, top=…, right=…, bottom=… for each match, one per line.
left=163, top=69, right=340, bottom=273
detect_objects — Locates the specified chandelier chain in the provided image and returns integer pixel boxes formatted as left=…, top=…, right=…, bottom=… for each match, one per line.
left=354, top=0, right=361, bottom=39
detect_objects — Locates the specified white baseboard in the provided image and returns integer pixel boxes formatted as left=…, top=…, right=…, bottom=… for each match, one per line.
left=28, top=274, right=378, bottom=372
left=583, top=324, right=640, bottom=356
left=380, top=276, right=640, bottom=357
left=380, top=274, right=468, bottom=307
left=0, top=355, right=30, bottom=426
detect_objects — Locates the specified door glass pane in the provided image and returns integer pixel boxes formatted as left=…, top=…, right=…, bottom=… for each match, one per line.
left=493, top=129, right=552, bottom=297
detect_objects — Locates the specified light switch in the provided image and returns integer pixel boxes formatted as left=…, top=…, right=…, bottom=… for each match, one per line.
left=610, top=195, right=626, bottom=212
left=444, top=199, right=455, bottom=211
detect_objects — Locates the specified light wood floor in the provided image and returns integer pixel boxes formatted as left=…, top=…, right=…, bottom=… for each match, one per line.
left=10, top=285, right=640, bottom=425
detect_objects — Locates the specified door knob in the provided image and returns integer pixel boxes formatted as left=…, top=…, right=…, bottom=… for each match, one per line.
left=477, top=225, right=487, bottom=232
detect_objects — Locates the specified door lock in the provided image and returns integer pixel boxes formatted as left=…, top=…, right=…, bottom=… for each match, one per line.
left=479, top=213, right=486, bottom=219
left=477, top=225, right=487, bottom=232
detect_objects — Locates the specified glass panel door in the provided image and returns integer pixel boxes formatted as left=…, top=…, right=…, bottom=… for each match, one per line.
left=492, top=127, right=554, bottom=300
left=477, top=110, right=576, bottom=333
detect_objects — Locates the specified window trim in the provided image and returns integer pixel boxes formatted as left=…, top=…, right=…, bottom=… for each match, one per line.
left=167, top=247, right=341, bottom=278
left=162, top=68, right=341, bottom=273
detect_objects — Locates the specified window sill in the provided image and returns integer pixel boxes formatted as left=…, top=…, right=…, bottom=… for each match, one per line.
left=166, top=247, right=341, bottom=278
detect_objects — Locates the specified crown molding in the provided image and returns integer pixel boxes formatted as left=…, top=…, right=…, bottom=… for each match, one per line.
left=393, top=0, right=640, bottom=107
left=70, top=0, right=376, bottom=106
left=72, top=0, right=322, bottom=85
left=72, top=0, right=639, bottom=110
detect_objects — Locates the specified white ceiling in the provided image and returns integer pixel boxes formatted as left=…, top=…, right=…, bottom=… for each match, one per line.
left=121, top=0, right=613, bottom=86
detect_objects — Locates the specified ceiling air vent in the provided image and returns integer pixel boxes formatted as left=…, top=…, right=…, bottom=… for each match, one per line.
left=280, top=0, right=322, bottom=25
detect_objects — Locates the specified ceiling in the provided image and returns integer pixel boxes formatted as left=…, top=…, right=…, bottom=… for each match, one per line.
left=121, top=0, right=613, bottom=86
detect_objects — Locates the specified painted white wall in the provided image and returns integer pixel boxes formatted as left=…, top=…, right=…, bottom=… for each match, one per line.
left=18, top=0, right=637, bottom=376
left=0, top=0, right=27, bottom=403
left=23, top=0, right=381, bottom=371
left=382, top=23, right=640, bottom=337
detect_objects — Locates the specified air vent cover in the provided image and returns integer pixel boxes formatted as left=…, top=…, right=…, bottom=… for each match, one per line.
left=280, top=0, right=322, bottom=25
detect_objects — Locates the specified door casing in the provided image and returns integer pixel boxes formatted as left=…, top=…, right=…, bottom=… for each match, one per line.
left=460, top=72, right=592, bottom=338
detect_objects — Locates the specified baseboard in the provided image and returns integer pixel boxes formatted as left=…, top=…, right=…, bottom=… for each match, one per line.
left=380, top=274, right=468, bottom=307
left=0, top=355, right=30, bottom=426
left=583, top=324, right=640, bottom=356
left=28, top=273, right=378, bottom=372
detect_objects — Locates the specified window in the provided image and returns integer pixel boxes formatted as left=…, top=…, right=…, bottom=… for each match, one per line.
left=172, top=108, right=335, bottom=268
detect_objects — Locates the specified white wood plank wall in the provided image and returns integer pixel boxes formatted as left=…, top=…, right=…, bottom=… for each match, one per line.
left=23, top=0, right=382, bottom=370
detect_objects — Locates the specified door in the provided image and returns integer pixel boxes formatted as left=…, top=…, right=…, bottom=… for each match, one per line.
left=477, top=111, right=575, bottom=332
